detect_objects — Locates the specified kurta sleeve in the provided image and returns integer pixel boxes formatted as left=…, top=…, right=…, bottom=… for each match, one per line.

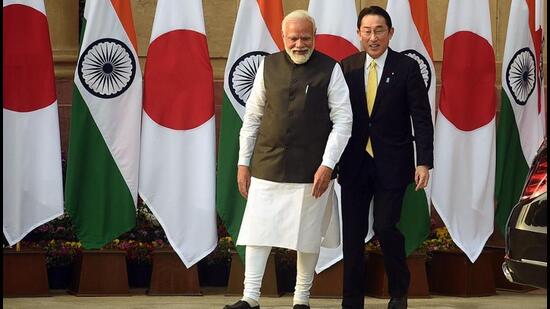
left=238, top=61, right=266, bottom=166
left=321, top=64, right=353, bottom=169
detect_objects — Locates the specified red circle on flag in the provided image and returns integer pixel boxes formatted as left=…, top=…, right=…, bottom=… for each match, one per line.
left=3, top=4, right=56, bottom=112
left=144, top=30, right=214, bottom=130
left=315, top=34, right=359, bottom=61
left=439, top=31, right=496, bottom=131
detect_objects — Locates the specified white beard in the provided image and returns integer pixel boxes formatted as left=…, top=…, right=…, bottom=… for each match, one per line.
left=285, top=47, right=314, bottom=64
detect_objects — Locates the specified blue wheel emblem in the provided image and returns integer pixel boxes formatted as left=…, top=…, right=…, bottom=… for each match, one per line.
left=77, top=38, right=136, bottom=99
left=228, top=51, right=269, bottom=107
left=402, top=49, right=432, bottom=92
left=506, top=47, right=536, bottom=106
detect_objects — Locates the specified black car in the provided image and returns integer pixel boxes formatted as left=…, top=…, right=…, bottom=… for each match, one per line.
left=502, top=138, right=547, bottom=289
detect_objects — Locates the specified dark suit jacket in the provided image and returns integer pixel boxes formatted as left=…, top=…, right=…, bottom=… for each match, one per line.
left=338, top=49, right=433, bottom=189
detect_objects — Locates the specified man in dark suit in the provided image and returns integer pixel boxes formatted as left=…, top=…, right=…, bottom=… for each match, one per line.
left=338, top=6, right=434, bottom=309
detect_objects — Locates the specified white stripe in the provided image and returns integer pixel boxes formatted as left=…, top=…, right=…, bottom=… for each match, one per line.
left=308, top=0, right=360, bottom=49
left=139, top=114, right=217, bottom=266
left=3, top=0, right=44, bottom=13
left=431, top=114, right=495, bottom=262
left=387, top=0, right=435, bottom=120
left=149, top=0, right=206, bottom=43
left=444, top=0, right=492, bottom=45
left=3, top=103, right=63, bottom=245
left=223, top=0, right=279, bottom=119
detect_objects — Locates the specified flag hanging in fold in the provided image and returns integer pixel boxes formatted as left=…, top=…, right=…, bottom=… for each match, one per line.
left=307, top=0, right=363, bottom=274
left=216, top=0, right=284, bottom=261
left=65, top=0, right=142, bottom=249
left=3, top=0, right=64, bottom=245
left=387, top=0, right=435, bottom=256
left=431, top=0, right=496, bottom=262
left=495, top=0, right=546, bottom=234
left=139, top=0, right=217, bottom=267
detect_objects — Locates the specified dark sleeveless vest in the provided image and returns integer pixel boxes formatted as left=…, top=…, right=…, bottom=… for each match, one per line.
left=250, top=50, right=336, bottom=183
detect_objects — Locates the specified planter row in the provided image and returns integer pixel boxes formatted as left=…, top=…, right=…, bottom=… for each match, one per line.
left=3, top=247, right=534, bottom=297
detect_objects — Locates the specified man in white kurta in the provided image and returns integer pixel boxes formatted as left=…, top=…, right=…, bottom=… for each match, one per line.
left=223, top=10, right=352, bottom=309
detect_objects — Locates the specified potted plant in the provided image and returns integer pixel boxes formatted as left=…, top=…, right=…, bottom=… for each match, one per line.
left=198, top=236, right=232, bottom=287
left=109, top=238, right=156, bottom=288
left=424, top=227, right=496, bottom=296
left=44, top=239, right=82, bottom=289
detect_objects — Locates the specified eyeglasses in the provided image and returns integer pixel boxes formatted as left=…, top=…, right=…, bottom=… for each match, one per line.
left=360, top=28, right=388, bottom=38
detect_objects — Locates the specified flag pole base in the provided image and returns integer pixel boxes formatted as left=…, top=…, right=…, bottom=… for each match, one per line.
left=147, top=247, right=201, bottom=296
left=3, top=248, right=50, bottom=297
left=69, top=249, right=130, bottom=296
left=310, top=260, right=344, bottom=298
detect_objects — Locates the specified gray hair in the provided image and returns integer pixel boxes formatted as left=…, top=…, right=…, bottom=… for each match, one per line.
left=282, top=10, right=317, bottom=34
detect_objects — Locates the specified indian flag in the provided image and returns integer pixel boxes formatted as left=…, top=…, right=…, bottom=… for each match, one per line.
left=307, top=0, right=363, bottom=274
left=216, top=0, right=283, bottom=261
left=65, top=0, right=142, bottom=249
left=495, top=0, right=545, bottom=234
left=387, top=0, right=435, bottom=256
left=3, top=0, right=64, bottom=245
left=431, top=0, right=496, bottom=262
left=139, top=0, right=217, bottom=267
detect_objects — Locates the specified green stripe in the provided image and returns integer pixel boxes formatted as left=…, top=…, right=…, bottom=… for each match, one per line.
left=216, top=94, right=246, bottom=261
left=65, top=86, right=135, bottom=249
left=495, top=90, right=529, bottom=234
left=398, top=183, right=430, bottom=256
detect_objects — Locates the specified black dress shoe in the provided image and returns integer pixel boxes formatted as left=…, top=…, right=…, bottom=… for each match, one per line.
left=293, top=305, right=310, bottom=309
left=388, top=296, right=407, bottom=309
left=223, top=300, right=259, bottom=309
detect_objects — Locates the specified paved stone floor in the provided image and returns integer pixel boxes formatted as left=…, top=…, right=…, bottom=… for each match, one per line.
left=3, top=288, right=547, bottom=309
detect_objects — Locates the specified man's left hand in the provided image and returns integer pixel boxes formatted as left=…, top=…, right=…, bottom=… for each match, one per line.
left=415, top=165, right=430, bottom=191
left=312, top=165, right=333, bottom=198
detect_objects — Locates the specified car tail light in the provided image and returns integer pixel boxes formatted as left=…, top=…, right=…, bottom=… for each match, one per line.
left=521, top=146, right=547, bottom=201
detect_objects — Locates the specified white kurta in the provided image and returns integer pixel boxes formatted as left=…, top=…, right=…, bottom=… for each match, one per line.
left=236, top=59, right=352, bottom=253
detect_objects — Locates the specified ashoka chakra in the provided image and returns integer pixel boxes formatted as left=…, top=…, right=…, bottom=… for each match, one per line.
left=402, top=49, right=432, bottom=91
left=506, top=47, right=536, bottom=106
left=228, top=51, right=269, bottom=107
left=78, top=38, right=136, bottom=99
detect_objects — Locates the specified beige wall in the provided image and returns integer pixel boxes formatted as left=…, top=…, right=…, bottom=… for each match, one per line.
left=45, top=0, right=547, bottom=153
left=46, top=0, right=547, bottom=81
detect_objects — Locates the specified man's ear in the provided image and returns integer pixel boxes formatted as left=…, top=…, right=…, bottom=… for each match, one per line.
left=388, top=27, right=395, bottom=38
